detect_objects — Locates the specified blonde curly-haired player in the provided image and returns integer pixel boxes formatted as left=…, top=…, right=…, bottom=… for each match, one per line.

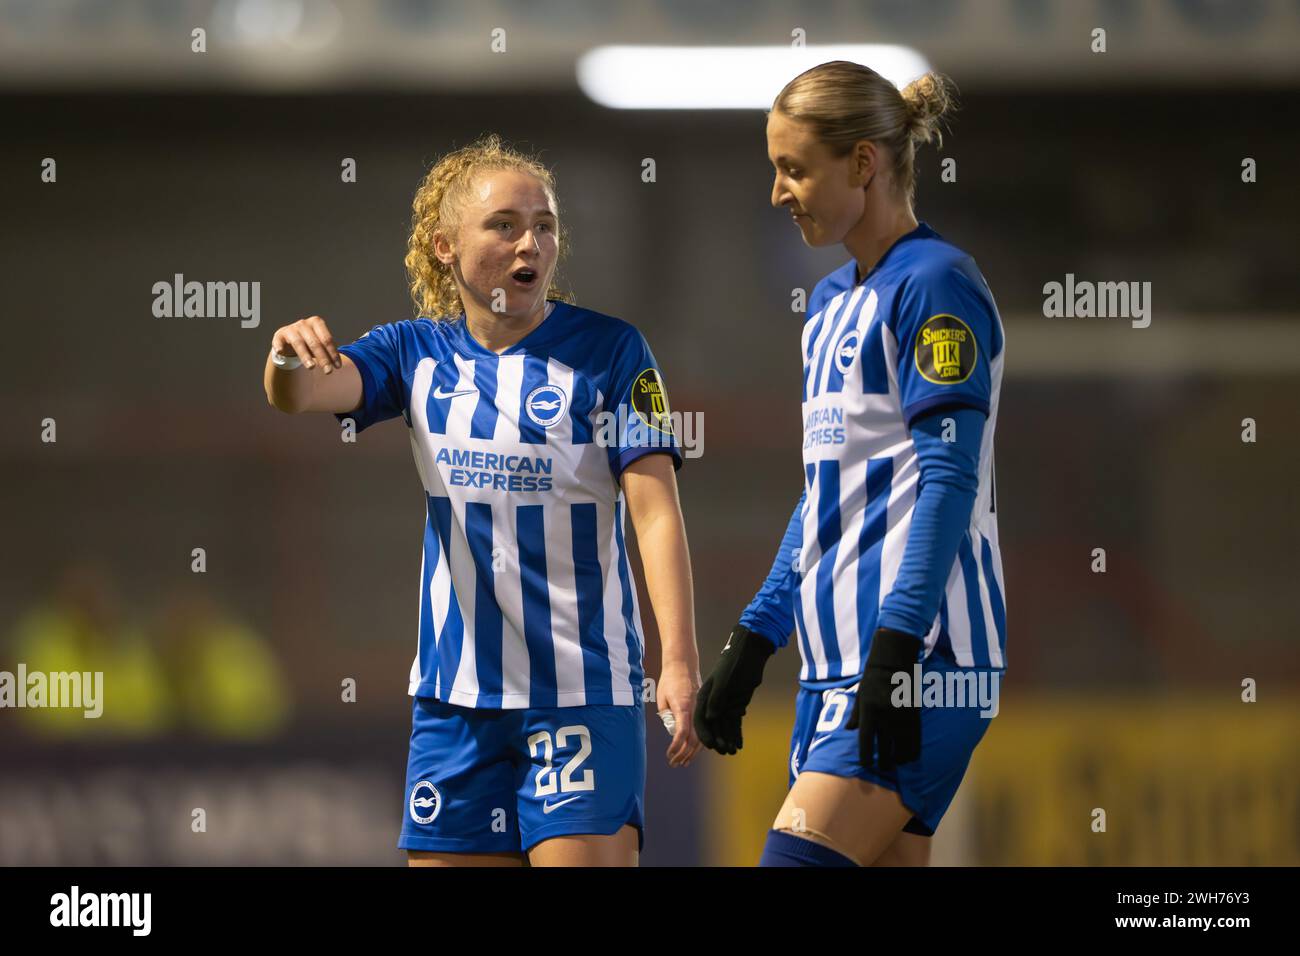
left=265, top=135, right=701, bottom=867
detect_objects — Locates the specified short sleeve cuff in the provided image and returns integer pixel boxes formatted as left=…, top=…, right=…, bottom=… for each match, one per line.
left=612, top=445, right=683, bottom=480
left=334, top=344, right=379, bottom=432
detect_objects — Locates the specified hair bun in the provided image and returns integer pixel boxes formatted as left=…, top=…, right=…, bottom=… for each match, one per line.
left=901, top=72, right=957, bottom=149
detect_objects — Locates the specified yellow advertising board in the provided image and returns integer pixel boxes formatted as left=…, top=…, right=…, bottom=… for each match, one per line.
left=708, top=694, right=1299, bottom=866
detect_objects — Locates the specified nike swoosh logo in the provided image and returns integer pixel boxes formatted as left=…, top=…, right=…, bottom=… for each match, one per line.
left=542, top=795, right=582, bottom=814
left=433, top=387, right=476, bottom=400
left=808, top=734, right=833, bottom=753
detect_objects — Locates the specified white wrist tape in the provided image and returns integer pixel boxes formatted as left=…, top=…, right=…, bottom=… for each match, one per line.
left=271, top=348, right=303, bottom=370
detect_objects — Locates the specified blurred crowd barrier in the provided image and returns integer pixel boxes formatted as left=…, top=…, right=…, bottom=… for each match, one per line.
left=0, top=755, right=397, bottom=865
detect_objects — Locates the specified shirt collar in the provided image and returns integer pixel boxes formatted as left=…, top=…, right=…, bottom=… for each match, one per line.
left=853, top=220, right=937, bottom=284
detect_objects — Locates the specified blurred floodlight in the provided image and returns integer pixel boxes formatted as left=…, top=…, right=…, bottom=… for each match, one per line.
left=577, top=45, right=932, bottom=109
left=213, top=0, right=341, bottom=53
left=232, top=0, right=303, bottom=43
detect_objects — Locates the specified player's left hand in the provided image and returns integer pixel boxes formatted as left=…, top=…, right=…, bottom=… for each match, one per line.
left=657, top=660, right=702, bottom=768
left=846, top=627, right=924, bottom=771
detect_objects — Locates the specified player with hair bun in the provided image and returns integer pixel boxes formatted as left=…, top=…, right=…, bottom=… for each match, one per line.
left=695, top=63, right=1008, bottom=867
left=265, top=134, right=701, bottom=867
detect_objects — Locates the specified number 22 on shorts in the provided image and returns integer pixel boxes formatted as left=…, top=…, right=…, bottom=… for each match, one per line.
left=528, top=725, right=596, bottom=796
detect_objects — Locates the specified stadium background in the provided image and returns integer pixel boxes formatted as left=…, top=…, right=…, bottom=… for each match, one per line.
left=1, top=0, right=1297, bottom=866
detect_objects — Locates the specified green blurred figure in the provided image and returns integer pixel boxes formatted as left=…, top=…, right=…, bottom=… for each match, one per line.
left=8, top=562, right=168, bottom=737
left=152, top=587, right=290, bottom=739
left=6, top=564, right=290, bottom=739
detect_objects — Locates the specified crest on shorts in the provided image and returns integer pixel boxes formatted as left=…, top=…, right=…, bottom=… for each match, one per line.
left=409, top=780, right=442, bottom=825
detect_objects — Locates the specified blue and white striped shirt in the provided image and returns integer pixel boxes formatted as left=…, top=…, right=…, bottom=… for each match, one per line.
left=742, top=222, right=1007, bottom=684
left=338, top=300, right=682, bottom=708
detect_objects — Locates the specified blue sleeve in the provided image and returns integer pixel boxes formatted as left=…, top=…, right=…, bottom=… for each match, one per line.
left=604, top=327, right=683, bottom=479
left=335, top=322, right=408, bottom=432
left=876, top=406, right=984, bottom=638
left=893, top=262, right=999, bottom=430
left=737, top=489, right=805, bottom=649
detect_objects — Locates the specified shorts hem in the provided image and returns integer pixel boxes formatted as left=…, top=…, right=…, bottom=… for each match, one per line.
left=521, top=814, right=644, bottom=853
left=903, top=818, right=936, bottom=837
left=804, top=764, right=936, bottom=836
left=398, top=833, right=520, bottom=854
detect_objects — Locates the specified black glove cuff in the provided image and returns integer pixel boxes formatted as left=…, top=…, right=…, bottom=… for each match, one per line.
left=864, top=627, right=923, bottom=671
left=725, top=623, right=776, bottom=673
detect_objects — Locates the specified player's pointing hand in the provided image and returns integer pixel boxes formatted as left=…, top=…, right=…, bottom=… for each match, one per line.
left=271, top=315, right=343, bottom=373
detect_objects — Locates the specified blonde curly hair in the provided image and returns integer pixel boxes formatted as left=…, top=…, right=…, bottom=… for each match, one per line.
left=404, top=134, right=574, bottom=319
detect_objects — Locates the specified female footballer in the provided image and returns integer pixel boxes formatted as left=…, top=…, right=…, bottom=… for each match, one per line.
left=694, top=63, right=1007, bottom=867
left=264, top=135, right=701, bottom=867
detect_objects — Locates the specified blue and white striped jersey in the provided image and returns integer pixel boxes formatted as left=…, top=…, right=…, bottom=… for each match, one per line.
left=337, top=300, right=682, bottom=709
left=791, top=221, right=1007, bottom=682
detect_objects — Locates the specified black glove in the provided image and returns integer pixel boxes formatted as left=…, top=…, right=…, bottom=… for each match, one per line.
left=693, top=624, right=776, bottom=755
left=846, top=627, right=923, bottom=771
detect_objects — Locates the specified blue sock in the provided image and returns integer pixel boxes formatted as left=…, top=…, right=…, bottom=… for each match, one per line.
left=759, top=829, right=857, bottom=867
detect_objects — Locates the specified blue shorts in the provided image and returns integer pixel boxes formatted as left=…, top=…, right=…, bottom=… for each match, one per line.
left=399, top=696, right=645, bottom=854
left=788, top=655, right=999, bottom=836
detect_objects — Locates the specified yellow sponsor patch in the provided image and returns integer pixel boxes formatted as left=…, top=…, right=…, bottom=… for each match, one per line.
left=914, top=313, right=977, bottom=385
left=631, top=368, right=674, bottom=434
